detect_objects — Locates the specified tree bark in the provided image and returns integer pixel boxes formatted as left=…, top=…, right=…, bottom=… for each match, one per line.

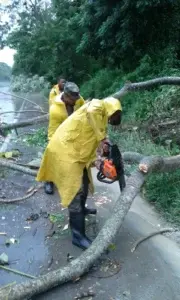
left=113, top=76, right=180, bottom=99
left=139, top=154, right=180, bottom=173
left=0, top=152, right=180, bottom=299
left=0, top=159, right=37, bottom=176
left=0, top=114, right=49, bottom=131
left=0, top=152, right=180, bottom=177
left=0, top=110, right=47, bottom=116
left=0, top=170, right=145, bottom=300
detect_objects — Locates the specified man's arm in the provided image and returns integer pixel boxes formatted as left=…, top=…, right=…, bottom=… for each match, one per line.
left=49, top=87, right=57, bottom=106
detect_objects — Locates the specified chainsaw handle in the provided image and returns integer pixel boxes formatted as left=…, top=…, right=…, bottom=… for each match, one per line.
left=96, top=171, right=116, bottom=184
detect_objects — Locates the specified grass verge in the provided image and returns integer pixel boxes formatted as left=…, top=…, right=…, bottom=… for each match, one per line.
left=109, top=129, right=180, bottom=225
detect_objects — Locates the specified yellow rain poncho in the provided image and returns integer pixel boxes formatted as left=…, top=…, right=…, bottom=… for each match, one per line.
left=36, top=97, right=122, bottom=207
left=49, top=84, right=59, bottom=106
left=48, top=94, right=85, bottom=140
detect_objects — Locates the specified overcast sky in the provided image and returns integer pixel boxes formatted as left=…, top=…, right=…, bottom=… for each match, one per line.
left=0, top=47, right=16, bottom=66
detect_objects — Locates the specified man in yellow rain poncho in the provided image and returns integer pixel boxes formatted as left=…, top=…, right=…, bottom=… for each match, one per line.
left=48, top=77, right=66, bottom=106
left=45, top=82, right=85, bottom=194
left=37, top=97, right=122, bottom=250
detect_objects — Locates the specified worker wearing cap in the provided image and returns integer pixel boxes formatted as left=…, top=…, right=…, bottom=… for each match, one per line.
left=37, top=97, right=122, bottom=250
left=49, top=77, right=66, bottom=107
left=45, top=82, right=85, bottom=194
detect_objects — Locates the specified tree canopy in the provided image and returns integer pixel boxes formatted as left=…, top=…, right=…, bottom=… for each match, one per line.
left=0, top=0, right=180, bottom=84
left=0, top=62, right=11, bottom=81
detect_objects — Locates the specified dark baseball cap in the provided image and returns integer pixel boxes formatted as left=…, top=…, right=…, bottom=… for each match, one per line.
left=64, top=82, right=80, bottom=99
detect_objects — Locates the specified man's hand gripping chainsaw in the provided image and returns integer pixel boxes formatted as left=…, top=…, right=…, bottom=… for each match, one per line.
left=96, top=142, right=126, bottom=192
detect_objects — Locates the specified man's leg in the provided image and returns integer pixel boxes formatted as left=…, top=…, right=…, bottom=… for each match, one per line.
left=68, top=170, right=92, bottom=250
left=81, top=169, right=97, bottom=215
left=44, top=181, right=54, bottom=195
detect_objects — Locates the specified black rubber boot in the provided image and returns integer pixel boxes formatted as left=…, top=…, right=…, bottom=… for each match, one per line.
left=69, top=211, right=92, bottom=250
left=84, top=207, right=97, bottom=215
left=44, top=182, right=54, bottom=195
left=81, top=198, right=97, bottom=215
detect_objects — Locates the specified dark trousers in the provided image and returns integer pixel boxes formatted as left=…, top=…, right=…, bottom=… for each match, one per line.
left=68, top=169, right=89, bottom=213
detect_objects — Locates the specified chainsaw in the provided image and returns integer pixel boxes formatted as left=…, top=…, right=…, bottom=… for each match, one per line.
left=97, top=142, right=126, bottom=192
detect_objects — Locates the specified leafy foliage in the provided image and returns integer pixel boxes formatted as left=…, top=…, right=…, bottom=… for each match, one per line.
left=77, top=0, right=180, bottom=70
left=1, top=0, right=179, bottom=86
left=0, top=62, right=11, bottom=80
left=24, top=127, right=47, bottom=148
left=1, top=0, right=180, bottom=225
left=11, top=74, right=50, bottom=93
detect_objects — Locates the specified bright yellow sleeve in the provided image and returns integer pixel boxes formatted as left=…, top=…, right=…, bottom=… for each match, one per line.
left=49, top=85, right=59, bottom=106
left=79, top=96, right=85, bottom=105
left=49, top=89, right=55, bottom=106
left=87, top=102, right=107, bottom=142
left=75, top=96, right=85, bottom=110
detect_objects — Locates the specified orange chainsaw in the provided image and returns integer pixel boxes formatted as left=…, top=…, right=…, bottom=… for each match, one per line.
left=97, top=142, right=126, bottom=192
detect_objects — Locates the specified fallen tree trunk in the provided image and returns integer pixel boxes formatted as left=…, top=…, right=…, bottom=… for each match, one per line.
left=0, top=76, right=180, bottom=133
left=122, top=152, right=180, bottom=173
left=0, top=170, right=145, bottom=300
left=113, top=76, right=180, bottom=99
left=0, top=114, right=49, bottom=131
left=0, top=152, right=180, bottom=299
left=0, top=152, right=180, bottom=177
left=139, top=154, right=180, bottom=173
left=0, top=110, right=47, bottom=116
left=1, top=76, right=180, bottom=299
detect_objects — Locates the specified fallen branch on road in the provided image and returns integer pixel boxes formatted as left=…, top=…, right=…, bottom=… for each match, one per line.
left=1, top=76, right=180, bottom=299
left=131, top=228, right=176, bottom=253
left=0, top=184, right=43, bottom=204
left=0, top=158, right=37, bottom=176
left=0, top=151, right=180, bottom=299
left=0, top=152, right=180, bottom=177
left=0, top=114, right=49, bottom=132
left=0, top=170, right=145, bottom=300
left=0, top=110, right=47, bottom=116
left=0, top=265, right=36, bottom=280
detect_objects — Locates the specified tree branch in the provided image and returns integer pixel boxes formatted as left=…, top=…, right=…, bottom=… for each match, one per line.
left=0, top=184, right=43, bottom=203
left=0, top=110, right=47, bottom=116
left=139, top=154, right=180, bottom=173
left=0, top=152, right=180, bottom=177
left=0, top=159, right=37, bottom=176
left=122, top=152, right=144, bottom=163
left=0, top=151, right=180, bottom=299
left=0, top=76, right=180, bottom=133
left=0, top=91, right=47, bottom=113
left=113, top=76, right=180, bottom=99
left=0, top=170, right=145, bottom=300
left=0, top=114, right=49, bottom=131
